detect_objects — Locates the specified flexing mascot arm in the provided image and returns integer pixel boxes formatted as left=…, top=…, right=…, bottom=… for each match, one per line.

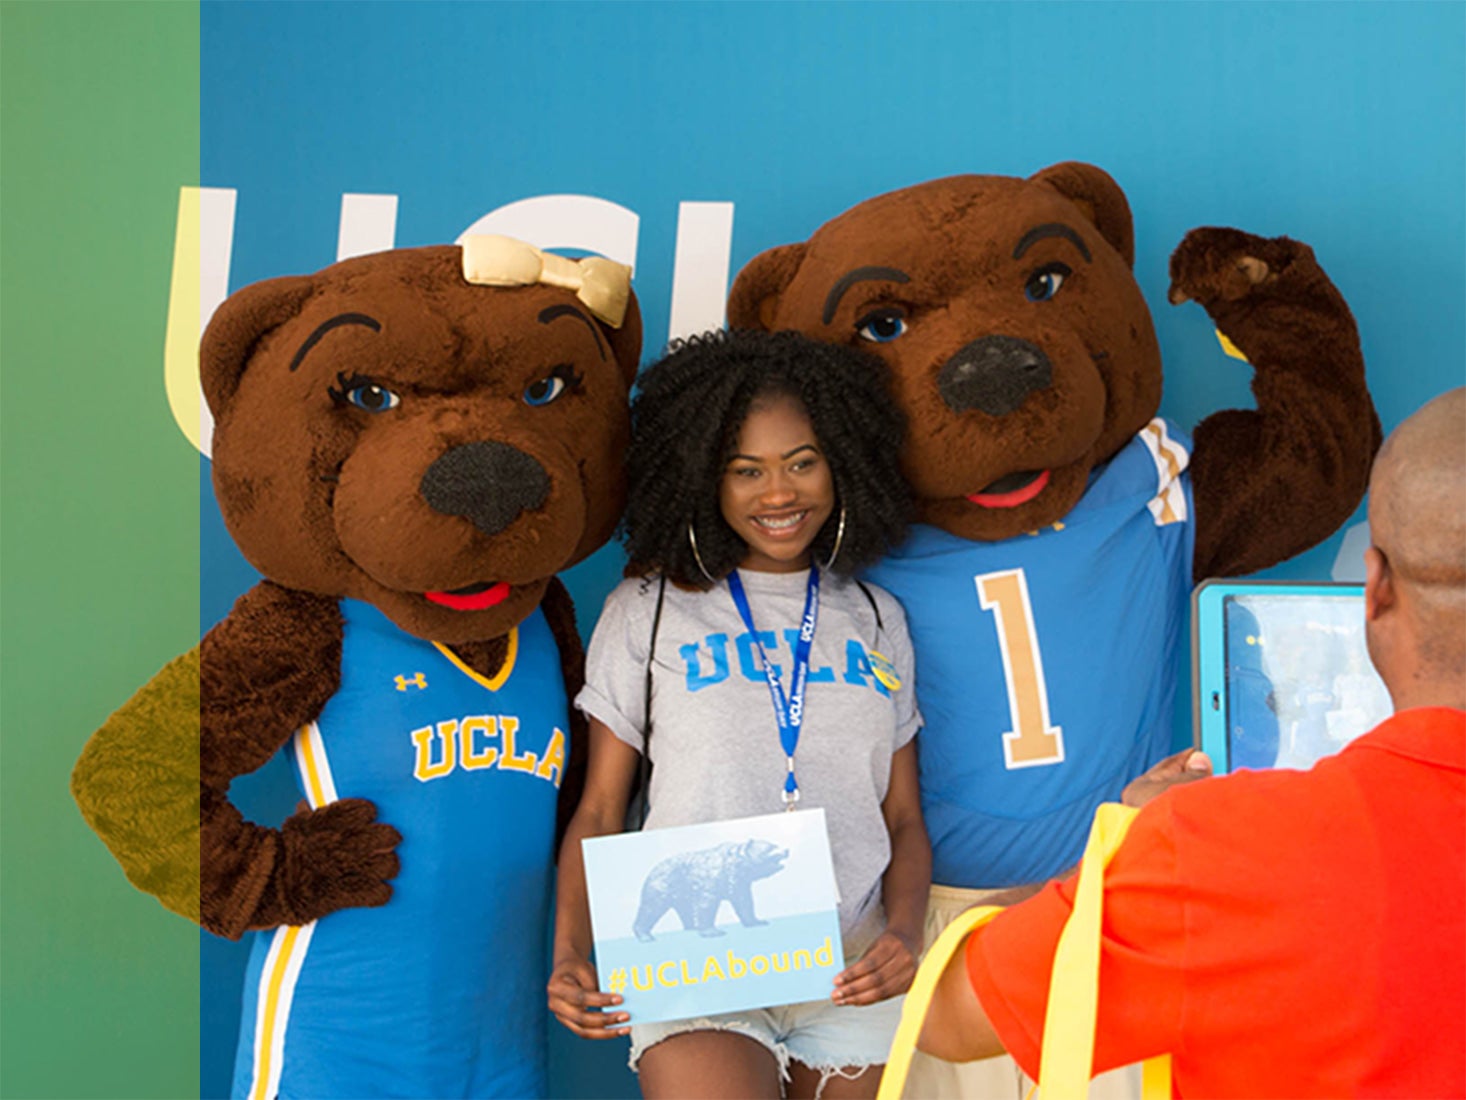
left=72, top=583, right=401, bottom=940
left=1016, top=162, right=1378, bottom=578
left=1167, top=227, right=1381, bottom=579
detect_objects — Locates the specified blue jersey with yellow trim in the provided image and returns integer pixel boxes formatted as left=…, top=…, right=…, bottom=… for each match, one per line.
left=864, top=419, right=1195, bottom=887
left=231, top=599, right=567, bottom=1100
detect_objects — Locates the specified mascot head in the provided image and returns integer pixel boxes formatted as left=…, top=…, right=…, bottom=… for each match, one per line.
left=730, top=162, right=1161, bottom=542
left=203, top=238, right=641, bottom=643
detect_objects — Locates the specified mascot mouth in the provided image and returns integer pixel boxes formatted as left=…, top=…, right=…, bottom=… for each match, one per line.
left=966, top=469, right=1051, bottom=508
left=423, top=581, right=512, bottom=612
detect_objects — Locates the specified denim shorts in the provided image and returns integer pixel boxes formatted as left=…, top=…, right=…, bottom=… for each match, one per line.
left=627, top=992, right=905, bottom=1081
left=627, top=910, right=903, bottom=1083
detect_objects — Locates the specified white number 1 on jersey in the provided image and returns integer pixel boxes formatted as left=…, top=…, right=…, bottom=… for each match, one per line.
left=976, top=569, right=1065, bottom=769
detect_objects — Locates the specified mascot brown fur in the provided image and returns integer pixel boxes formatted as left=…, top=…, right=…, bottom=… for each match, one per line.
left=729, top=162, right=1378, bottom=895
left=71, top=240, right=640, bottom=1097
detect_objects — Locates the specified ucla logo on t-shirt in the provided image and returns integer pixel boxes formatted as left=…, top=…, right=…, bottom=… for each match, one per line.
left=867, top=651, right=902, bottom=692
left=681, top=632, right=891, bottom=698
left=410, top=713, right=567, bottom=787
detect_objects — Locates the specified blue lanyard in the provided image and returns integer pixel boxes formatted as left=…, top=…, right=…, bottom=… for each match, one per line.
left=725, top=566, right=821, bottom=807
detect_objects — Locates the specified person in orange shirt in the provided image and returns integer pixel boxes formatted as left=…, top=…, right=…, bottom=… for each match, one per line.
left=919, top=387, right=1466, bottom=1099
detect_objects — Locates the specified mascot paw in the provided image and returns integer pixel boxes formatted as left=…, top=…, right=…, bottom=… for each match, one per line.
left=280, top=798, right=402, bottom=920
left=1168, top=227, right=1313, bottom=307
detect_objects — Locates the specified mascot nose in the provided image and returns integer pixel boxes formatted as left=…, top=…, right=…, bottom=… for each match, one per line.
left=937, top=336, right=1053, bottom=416
left=419, top=441, right=551, bottom=536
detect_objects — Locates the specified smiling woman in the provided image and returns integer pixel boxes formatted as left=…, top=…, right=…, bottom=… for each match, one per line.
left=620, top=330, right=912, bottom=588
left=549, top=329, right=932, bottom=1100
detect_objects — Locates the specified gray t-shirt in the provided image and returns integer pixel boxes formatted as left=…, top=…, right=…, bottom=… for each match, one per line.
left=577, top=569, right=922, bottom=943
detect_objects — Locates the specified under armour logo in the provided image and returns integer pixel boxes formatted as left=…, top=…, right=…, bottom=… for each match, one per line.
left=395, top=672, right=428, bottom=692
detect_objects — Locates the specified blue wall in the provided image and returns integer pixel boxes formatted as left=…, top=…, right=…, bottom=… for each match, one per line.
left=199, top=3, right=1464, bottom=1095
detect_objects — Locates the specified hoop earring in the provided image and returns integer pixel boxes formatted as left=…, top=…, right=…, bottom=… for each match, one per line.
left=821, top=505, right=847, bottom=571
left=687, top=521, right=716, bottom=584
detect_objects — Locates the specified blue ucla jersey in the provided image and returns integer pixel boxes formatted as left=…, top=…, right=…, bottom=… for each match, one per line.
left=232, top=599, right=567, bottom=1100
left=864, top=419, right=1195, bottom=887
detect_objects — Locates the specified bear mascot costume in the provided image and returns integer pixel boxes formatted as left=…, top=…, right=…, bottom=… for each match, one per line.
left=729, top=161, right=1377, bottom=899
left=71, top=236, right=641, bottom=1099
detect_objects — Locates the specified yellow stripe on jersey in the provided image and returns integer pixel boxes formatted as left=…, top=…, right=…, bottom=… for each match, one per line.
left=1142, top=420, right=1185, bottom=481
left=256, top=732, right=334, bottom=1095
left=252, top=924, right=304, bottom=1100
left=293, top=724, right=337, bottom=809
left=433, top=625, right=519, bottom=692
left=1139, top=420, right=1190, bottom=527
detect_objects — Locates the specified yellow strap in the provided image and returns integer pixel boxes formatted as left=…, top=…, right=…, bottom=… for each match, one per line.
left=878, top=803, right=1172, bottom=1099
left=1039, top=802, right=1169, bottom=1099
left=1141, top=1054, right=1173, bottom=1099
left=877, top=905, right=1006, bottom=1100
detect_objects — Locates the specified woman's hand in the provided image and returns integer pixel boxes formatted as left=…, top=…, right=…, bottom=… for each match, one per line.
left=547, top=953, right=631, bottom=1039
left=548, top=721, right=640, bottom=1039
left=831, top=929, right=921, bottom=1005
left=836, top=739, right=931, bottom=1007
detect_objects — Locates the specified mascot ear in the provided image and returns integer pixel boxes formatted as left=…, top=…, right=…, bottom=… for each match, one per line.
left=604, top=291, right=643, bottom=387
left=200, top=274, right=315, bottom=417
left=1029, top=161, right=1136, bottom=270
left=727, top=243, right=808, bottom=331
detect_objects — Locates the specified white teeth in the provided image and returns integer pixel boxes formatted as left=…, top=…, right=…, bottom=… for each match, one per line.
left=755, top=511, right=807, bottom=530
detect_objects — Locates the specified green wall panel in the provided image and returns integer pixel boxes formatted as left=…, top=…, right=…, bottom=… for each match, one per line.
left=1, top=3, right=201, bottom=1096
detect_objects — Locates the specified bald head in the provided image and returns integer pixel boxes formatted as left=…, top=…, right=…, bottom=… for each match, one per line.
left=1370, top=388, right=1466, bottom=583
left=1365, top=388, right=1466, bottom=706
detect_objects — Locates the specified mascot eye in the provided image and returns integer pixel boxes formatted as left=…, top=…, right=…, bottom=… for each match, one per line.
left=1024, top=262, right=1072, bottom=302
left=855, top=308, right=908, bottom=344
left=330, top=373, right=400, bottom=413
left=523, top=364, right=583, bottom=407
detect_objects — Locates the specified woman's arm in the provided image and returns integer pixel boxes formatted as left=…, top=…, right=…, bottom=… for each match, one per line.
left=546, top=717, right=642, bottom=1038
left=833, top=740, right=931, bottom=1005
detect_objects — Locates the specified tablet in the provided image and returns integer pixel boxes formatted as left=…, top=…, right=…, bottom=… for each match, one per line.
left=1193, top=580, right=1392, bottom=775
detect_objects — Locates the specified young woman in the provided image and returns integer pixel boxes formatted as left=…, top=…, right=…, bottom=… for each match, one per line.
left=548, top=329, right=930, bottom=1100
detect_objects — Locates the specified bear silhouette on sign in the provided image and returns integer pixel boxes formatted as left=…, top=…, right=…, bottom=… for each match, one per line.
left=633, top=839, right=789, bottom=941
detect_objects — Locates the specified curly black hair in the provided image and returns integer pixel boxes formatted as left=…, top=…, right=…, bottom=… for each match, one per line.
left=623, top=328, right=911, bottom=587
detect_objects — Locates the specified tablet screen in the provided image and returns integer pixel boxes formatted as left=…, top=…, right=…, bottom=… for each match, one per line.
left=1222, top=592, right=1391, bottom=771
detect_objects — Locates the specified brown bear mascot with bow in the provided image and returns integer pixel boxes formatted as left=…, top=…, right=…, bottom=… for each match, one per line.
left=729, top=161, right=1377, bottom=913
left=71, top=236, right=640, bottom=1098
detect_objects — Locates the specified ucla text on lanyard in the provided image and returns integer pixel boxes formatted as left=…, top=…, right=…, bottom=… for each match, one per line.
left=725, top=567, right=821, bottom=807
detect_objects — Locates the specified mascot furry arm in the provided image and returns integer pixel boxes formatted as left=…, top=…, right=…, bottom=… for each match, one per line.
left=1165, top=223, right=1379, bottom=577
left=73, top=240, right=639, bottom=940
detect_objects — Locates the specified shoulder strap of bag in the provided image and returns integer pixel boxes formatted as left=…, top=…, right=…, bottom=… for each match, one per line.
left=877, top=802, right=1172, bottom=1100
left=855, top=579, right=884, bottom=632
left=1039, top=802, right=1170, bottom=1099
left=633, top=574, right=667, bottom=828
left=879, top=904, right=1006, bottom=1100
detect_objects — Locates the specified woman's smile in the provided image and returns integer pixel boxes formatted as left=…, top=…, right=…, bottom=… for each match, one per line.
left=752, top=508, right=812, bottom=532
